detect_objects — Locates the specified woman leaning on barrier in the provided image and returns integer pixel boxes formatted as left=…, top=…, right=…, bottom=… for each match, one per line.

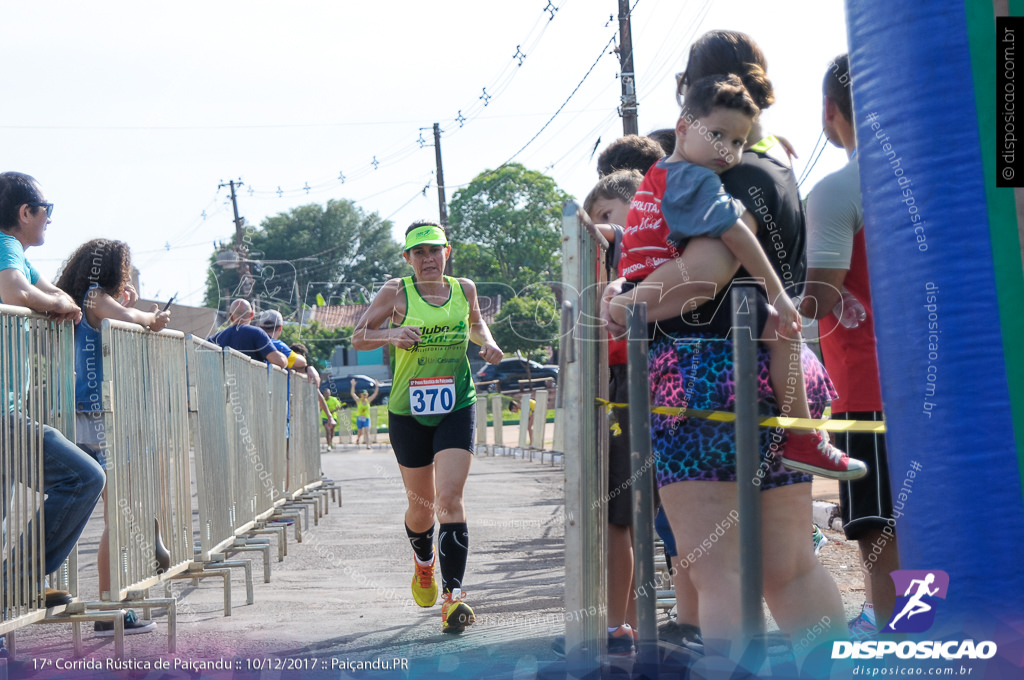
left=602, top=31, right=848, bottom=664
left=352, top=220, right=502, bottom=634
left=55, top=238, right=169, bottom=636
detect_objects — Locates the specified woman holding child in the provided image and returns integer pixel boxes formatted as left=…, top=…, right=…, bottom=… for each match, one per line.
left=604, top=30, right=849, bottom=662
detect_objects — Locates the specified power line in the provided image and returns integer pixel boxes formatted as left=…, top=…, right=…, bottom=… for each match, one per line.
left=498, top=34, right=617, bottom=169
left=797, top=130, right=828, bottom=188
left=635, top=0, right=712, bottom=108
left=163, top=2, right=573, bottom=208
left=133, top=3, right=576, bottom=260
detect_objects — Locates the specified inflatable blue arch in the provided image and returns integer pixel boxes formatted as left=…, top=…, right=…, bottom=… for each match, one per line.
left=848, top=0, right=1024, bottom=639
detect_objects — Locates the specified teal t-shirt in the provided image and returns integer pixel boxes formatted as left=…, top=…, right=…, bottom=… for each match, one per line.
left=0, top=232, right=39, bottom=411
left=0, top=232, right=40, bottom=289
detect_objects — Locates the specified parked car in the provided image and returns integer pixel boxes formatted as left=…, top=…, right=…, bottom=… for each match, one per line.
left=475, top=358, right=558, bottom=393
left=323, top=374, right=391, bottom=406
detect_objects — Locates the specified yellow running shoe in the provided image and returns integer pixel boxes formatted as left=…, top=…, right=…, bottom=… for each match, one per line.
left=441, top=588, right=475, bottom=634
left=411, top=557, right=438, bottom=607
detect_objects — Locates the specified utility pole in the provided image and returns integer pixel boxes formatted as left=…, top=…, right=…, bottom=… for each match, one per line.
left=433, top=123, right=448, bottom=228
left=618, top=0, right=639, bottom=135
left=218, top=178, right=253, bottom=302
left=421, top=123, right=453, bottom=275
left=223, top=179, right=245, bottom=247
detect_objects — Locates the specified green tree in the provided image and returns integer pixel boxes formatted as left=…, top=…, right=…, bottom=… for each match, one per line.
left=489, top=286, right=559, bottom=361
left=204, top=199, right=401, bottom=310
left=279, top=321, right=352, bottom=371
left=448, top=163, right=569, bottom=295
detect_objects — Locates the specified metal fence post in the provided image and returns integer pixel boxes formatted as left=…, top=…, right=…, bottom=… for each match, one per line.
left=475, top=397, right=488, bottom=454
left=626, top=303, right=657, bottom=669
left=561, top=200, right=608, bottom=670
left=533, top=388, right=549, bottom=459
left=732, top=284, right=765, bottom=667
left=517, top=394, right=530, bottom=451
left=0, top=306, right=69, bottom=641
left=491, top=393, right=504, bottom=449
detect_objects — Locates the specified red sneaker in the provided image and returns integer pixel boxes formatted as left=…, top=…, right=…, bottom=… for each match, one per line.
left=780, top=430, right=868, bottom=480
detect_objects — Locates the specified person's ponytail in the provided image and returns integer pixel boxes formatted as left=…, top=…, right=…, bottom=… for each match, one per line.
left=740, top=61, right=775, bottom=111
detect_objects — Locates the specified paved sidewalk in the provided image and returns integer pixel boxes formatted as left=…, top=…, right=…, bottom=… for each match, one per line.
left=11, top=446, right=568, bottom=678
left=9, top=439, right=866, bottom=679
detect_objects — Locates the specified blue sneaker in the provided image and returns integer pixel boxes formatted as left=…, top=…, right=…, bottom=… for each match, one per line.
left=94, top=609, right=156, bottom=636
left=848, top=605, right=878, bottom=640
left=812, top=524, right=827, bottom=556
left=607, top=624, right=636, bottom=657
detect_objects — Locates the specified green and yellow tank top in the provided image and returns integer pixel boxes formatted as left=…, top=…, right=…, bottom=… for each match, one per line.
left=390, top=276, right=476, bottom=426
left=355, top=398, right=371, bottom=417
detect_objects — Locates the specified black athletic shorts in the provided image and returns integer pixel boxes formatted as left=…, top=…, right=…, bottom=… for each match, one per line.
left=607, top=364, right=661, bottom=527
left=608, top=364, right=633, bottom=527
left=835, top=411, right=895, bottom=541
left=389, top=405, right=476, bottom=469
left=622, top=279, right=769, bottom=340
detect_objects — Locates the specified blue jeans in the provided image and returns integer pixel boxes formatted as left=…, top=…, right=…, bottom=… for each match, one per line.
left=41, top=425, right=105, bottom=573
left=3, top=419, right=105, bottom=575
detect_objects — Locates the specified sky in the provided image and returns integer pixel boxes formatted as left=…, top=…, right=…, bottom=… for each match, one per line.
left=2, top=0, right=849, bottom=309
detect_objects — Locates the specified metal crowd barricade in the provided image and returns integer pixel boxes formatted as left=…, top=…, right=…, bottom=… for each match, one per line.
left=265, top=364, right=289, bottom=509
left=369, top=405, right=380, bottom=447
left=223, top=351, right=280, bottom=533
left=283, top=370, right=327, bottom=522
left=92, top=319, right=193, bottom=652
left=234, top=361, right=291, bottom=564
left=531, top=388, right=550, bottom=459
left=336, top=406, right=353, bottom=445
left=539, top=391, right=565, bottom=465
left=560, top=200, right=610, bottom=666
left=217, top=359, right=286, bottom=579
left=0, top=306, right=71, bottom=650
left=475, top=397, right=488, bottom=452
left=516, top=395, right=530, bottom=450
left=552, top=400, right=565, bottom=457
left=489, top=393, right=504, bottom=452
left=181, top=338, right=266, bottom=614
left=481, top=387, right=562, bottom=465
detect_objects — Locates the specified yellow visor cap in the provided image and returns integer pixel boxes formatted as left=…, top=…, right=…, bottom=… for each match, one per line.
left=404, top=225, right=448, bottom=251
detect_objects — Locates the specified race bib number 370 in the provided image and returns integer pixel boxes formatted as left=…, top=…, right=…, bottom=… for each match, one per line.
left=409, top=376, right=456, bottom=415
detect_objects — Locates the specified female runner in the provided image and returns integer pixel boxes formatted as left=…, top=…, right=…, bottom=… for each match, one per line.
left=352, top=220, right=502, bottom=633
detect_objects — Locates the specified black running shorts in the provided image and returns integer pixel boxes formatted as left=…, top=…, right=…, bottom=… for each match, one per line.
left=389, top=405, right=476, bottom=469
left=608, top=364, right=634, bottom=527
left=835, top=411, right=895, bottom=541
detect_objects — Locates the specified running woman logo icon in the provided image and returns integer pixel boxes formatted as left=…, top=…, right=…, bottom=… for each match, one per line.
left=884, top=570, right=949, bottom=633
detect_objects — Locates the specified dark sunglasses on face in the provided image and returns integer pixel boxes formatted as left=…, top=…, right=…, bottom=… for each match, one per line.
left=27, top=202, right=54, bottom=218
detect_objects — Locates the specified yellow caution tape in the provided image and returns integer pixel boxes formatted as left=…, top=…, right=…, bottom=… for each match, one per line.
left=595, top=399, right=886, bottom=434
